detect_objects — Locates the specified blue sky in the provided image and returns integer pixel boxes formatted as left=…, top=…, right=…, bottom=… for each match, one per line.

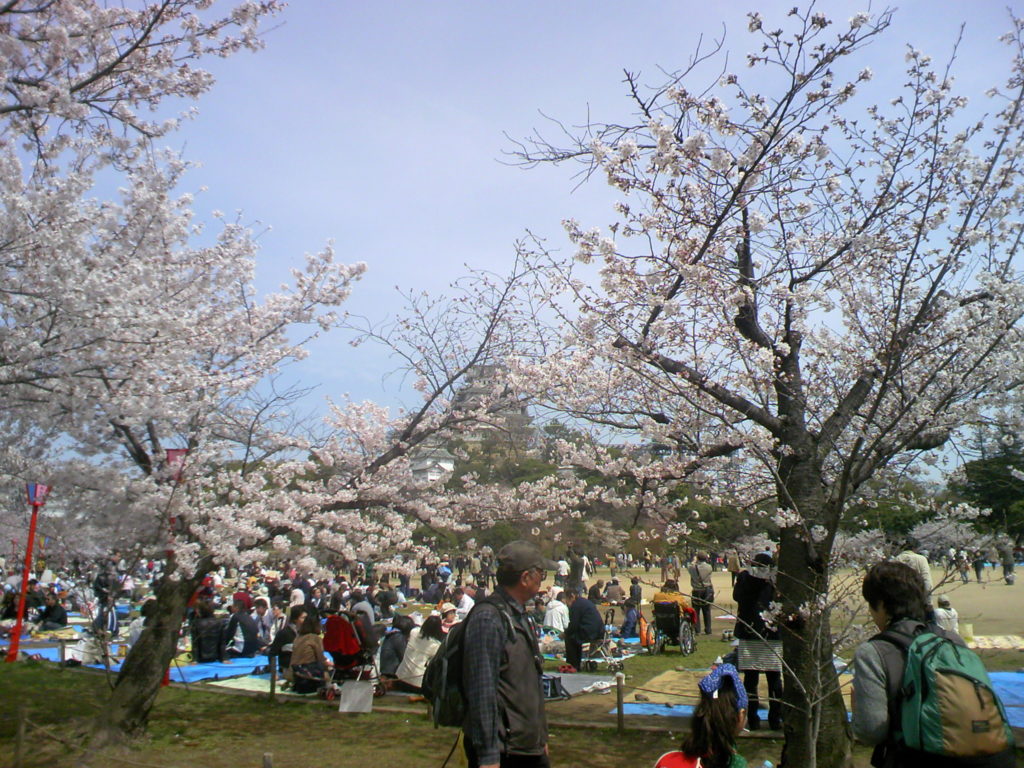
left=169, top=1, right=1018, bottom=412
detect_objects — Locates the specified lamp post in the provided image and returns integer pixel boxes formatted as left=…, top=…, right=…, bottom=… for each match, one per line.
left=164, top=449, right=189, bottom=558
left=5, top=483, right=51, bottom=662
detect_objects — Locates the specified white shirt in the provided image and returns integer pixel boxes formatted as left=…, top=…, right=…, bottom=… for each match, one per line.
left=934, top=607, right=959, bottom=635
left=895, top=550, right=933, bottom=594
left=556, top=559, right=570, bottom=577
left=543, top=599, right=569, bottom=632
left=455, top=593, right=475, bottom=620
left=396, top=627, right=442, bottom=688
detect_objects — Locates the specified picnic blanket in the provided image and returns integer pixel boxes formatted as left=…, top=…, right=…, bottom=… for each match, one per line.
left=990, top=672, right=1024, bottom=728
left=550, top=673, right=616, bottom=697
left=21, top=645, right=270, bottom=682
left=615, top=702, right=695, bottom=717
left=969, top=635, right=1024, bottom=651
left=204, top=673, right=276, bottom=692
left=168, top=656, right=271, bottom=683
left=629, top=667, right=854, bottom=712
left=541, top=650, right=640, bottom=664
left=615, top=669, right=1023, bottom=724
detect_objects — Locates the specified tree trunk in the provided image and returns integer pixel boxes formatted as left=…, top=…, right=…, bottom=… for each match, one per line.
left=92, top=561, right=206, bottom=744
left=776, top=459, right=852, bottom=768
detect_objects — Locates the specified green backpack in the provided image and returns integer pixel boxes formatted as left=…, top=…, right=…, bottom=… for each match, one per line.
left=872, top=625, right=1015, bottom=766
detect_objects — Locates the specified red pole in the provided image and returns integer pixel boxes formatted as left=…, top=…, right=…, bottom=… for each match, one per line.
left=5, top=502, right=41, bottom=663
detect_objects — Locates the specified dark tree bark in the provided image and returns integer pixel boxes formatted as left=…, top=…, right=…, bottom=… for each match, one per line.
left=776, top=456, right=852, bottom=768
left=92, top=556, right=211, bottom=744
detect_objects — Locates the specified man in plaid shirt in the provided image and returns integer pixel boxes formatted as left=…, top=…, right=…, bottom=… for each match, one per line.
left=462, top=540, right=556, bottom=768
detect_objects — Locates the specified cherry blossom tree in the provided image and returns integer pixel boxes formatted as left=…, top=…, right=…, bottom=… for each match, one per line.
left=0, top=2, right=567, bottom=742
left=508, top=7, right=1024, bottom=766
left=0, top=0, right=370, bottom=742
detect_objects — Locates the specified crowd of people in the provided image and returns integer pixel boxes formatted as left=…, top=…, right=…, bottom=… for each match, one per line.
left=1, top=534, right=1019, bottom=767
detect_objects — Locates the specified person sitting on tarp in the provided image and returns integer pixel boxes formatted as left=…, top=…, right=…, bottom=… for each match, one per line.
left=221, top=598, right=260, bottom=659
left=127, top=599, right=157, bottom=647
left=190, top=601, right=223, bottom=663
left=267, top=605, right=306, bottom=676
left=379, top=614, right=415, bottom=678
left=35, top=593, right=68, bottom=631
left=289, top=612, right=332, bottom=694
left=618, top=599, right=639, bottom=639
left=393, top=615, right=445, bottom=693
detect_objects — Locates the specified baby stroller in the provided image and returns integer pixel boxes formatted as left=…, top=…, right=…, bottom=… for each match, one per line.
left=322, top=611, right=385, bottom=698
left=580, top=609, right=625, bottom=672
left=652, top=601, right=697, bottom=656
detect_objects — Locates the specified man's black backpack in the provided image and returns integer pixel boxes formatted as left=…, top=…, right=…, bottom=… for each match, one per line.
left=420, top=598, right=515, bottom=728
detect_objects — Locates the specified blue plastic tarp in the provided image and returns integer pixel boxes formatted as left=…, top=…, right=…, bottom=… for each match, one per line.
left=168, top=656, right=271, bottom=683
left=612, top=703, right=695, bottom=717
left=22, top=646, right=270, bottom=683
left=990, top=672, right=1024, bottom=729
left=612, top=671, right=1024, bottom=727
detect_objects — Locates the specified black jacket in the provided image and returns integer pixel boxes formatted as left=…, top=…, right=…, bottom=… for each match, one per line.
left=378, top=630, right=408, bottom=676
left=221, top=610, right=260, bottom=658
left=268, top=622, right=298, bottom=672
left=732, top=571, right=778, bottom=640
left=38, top=603, right=67, bottom=626
left=191, top=616, right=224, bottom=662
left=566, top=597, right=604, bottom=643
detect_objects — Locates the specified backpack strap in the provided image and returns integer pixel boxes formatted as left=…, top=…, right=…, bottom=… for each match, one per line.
left=867, top=622, right=926, bottom=766
left=470, top=594, right=520, bottom=648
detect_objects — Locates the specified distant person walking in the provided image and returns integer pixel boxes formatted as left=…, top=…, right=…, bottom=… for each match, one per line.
left=895, top=538, right=932, bottom=595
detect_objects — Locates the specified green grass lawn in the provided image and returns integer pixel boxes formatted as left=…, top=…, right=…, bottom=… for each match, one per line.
left=3, top=652, right=1020, bottom=767
left=2, top=593, right=1020, bottom=768
left=0, top=660, right=797, bottom=768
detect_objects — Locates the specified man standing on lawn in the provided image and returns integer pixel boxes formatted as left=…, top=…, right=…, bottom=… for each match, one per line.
left=463, top=540, right=555, bottom=768
left=563, top=589, right=604, bottom=672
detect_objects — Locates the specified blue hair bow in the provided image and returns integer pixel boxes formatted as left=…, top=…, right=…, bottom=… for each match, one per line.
left=698, top=662, right=748, bottom=711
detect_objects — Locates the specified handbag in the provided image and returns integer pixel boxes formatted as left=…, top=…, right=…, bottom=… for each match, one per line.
left=337, top=680, right=374, bottom=713
left=542, top=673, right=571, bottom=701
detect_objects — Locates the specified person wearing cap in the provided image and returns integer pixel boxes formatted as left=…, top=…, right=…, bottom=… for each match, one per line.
left=654, top=663, right=749, bottom=768
left=542, top=591, right=569, bottom=633
left=462, top=540, right=555, bottom=768
left=732, top=552, right=782, bottom=731
left=439, top=601, right=459, bottom=633
left=933, top=595, right=959, bottom=635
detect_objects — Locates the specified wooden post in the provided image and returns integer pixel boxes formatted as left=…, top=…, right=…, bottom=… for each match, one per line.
left=615, top=672, right=625, bottom=735
left=262, top=753, right=273, bottom=768
left=268, top=662, right=277, bottom=703
left=14, top=705, right=25, bottom=768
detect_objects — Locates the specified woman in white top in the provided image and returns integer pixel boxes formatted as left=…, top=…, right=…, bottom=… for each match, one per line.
left=393, top=615, right=445, bottom=692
